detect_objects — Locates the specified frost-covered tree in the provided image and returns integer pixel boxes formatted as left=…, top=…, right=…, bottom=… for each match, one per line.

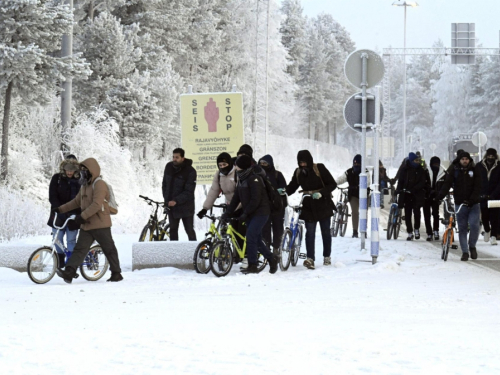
left=280, top=0, right=307, bottom=80
left=0, top=0, right=89, bottom=180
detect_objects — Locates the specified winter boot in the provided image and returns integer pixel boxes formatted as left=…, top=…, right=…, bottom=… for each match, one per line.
left=303, top=258, right=315, bottom=270
left=484, top=231, right=491, bottom=242
left=461, top=252, right=469, bottom=261
left=407, top=233, right=414, bottom=241
left=352, top=230, right=359, bottom=238
left=239, top=258, right=248, bottom=271
left=426, top=234, right=432, bottom=241
left=414, top=229, right=420, bottom=240
left=433, top=231, right=439, bottom=241
left=470, top=247, right=478, bottom=260
left=268, top=255, right=279, bottom=274
left=107, top=272, right=124, bottom=282
left=323, top=257, right=332, bottom=266
left=272, top=246, right=280, bottom=257
left=490, top=237, right=498, bottom=246
left=56, top=266, right=78, bottom=284
left=57, top=253, right=66, bottom=269
left=241, top=263, right=260, bottom=274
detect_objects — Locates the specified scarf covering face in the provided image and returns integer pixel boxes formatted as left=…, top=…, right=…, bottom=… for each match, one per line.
left=237, top=167, right=253, bottom=181
left=78, top=169, right=90, bottom=186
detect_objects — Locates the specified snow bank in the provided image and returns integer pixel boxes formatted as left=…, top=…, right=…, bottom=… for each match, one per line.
left=132, top=241, right=198, bottom=271
left=0, top=243, right=45, bottom=272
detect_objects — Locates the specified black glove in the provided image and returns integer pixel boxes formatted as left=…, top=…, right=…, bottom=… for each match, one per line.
left=237, top=213, right=248, bottom=223
left=462, top=200, right=470, bottom=207
left=51, top=207, right=60, bottom=214
left=197, top=208, right=208, bottom=219
left=74, top=215, right=86, bottom=226
left=220, top=213, right=230, bottom=222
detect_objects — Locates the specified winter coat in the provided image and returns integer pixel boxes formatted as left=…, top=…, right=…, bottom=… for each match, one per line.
left=59, top=158, right=113, bottom=231
left=47, top=159, right=81, bottom=231
left=227, top=172, right=270, bottom=218
left=203, top=167, right=237, bottom=210
left=285, top=150, right=337, bottom=222
left=475, top=155, right=500, bottom=208
left=258, top=154, right=287, bottom=211
left=162, top=158, right=197, bottom=219
left=396, top=159, right=429, bottom=207
left=439, top=157, right=481, bottom=206
left=336, top=168, right=371, bottom=200
left=428, top=156, right=447, bottom=198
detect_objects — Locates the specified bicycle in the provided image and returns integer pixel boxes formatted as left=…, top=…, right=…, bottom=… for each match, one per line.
left=386, top=189, right=408, bottom=240
left=331, top=187, right=350, bottom=237
left=441, top=200, right=463, bottom=261
left=193, top=204, right=227, bottom=274
left=278, top=194, right=308, bottom=271
left=209, top=218, right=270, bottom=277
left=27, top=214, right=109, bottom=284
left=138, top=195, right=170, bottom=241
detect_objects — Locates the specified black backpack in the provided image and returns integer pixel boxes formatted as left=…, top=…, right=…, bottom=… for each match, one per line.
left=259, top=174, right=284, bottom=215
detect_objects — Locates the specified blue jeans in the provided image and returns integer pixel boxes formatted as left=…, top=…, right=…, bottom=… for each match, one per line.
left=305, top=218, right=332, bottom=261
left=246, top=215, right=273, bottom=265
left=456, top=203, right=480, bottom=253
left=51, top=227, right=78, bottom=254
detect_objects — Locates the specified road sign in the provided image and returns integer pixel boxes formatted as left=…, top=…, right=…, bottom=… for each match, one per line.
left=472, top=131, right=487, bottom=147
left=430, top=143, right=437, bottom=151
left=343, top=93, right=384, bottom=132
left=344, top=49, right=385, bottom=89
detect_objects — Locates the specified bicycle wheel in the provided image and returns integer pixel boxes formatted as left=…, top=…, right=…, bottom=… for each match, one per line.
left=394, top=214, right=401, bottom=240
left=330, top=211, right=339, bottom=237
left=387, top=207, right=395, bottom=240
left=139, top=224, right=154, bottom=242
left=257, top=239, right=270, bottom=272
left=27, top=247, right=57, bottom=284
left=80, top=245, right=110, bottom=281
left=193, top=239, right=212, bottom=274
left=291, top=225, right=303, bottom=267
left=210, top=241, right=234, bottom=277
left=158, top=223, right=170, bottom=241
left=340, top=204, right=349, bottom=237
left=279, top=229, right=293, bottom=271
left=443, top=230, right=452, bottom=262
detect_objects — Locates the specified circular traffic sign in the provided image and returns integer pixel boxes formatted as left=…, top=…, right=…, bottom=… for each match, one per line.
left=343, top=92, right=384, bottom=132
left=344, top=49, right=385, bottom=89
left=430, top=143, right=437, bottom=151
left=472, top=131, right=487, bottom=147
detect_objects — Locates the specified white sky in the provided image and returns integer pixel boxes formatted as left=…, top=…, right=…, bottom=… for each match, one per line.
left=299, top=0, right=500, bottom=51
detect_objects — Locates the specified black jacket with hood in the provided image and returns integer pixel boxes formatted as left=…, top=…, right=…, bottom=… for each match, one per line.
left=396, top=159, right=429, bottom=207
left=258, top=154, right=287, bottom=211
left=162, top=158, right=197, bottom=219
left=476, top=154, right=500, bottom=208
left=227, top=169, right=270, bottom=218
left=439, top=152, right=481, bottom=206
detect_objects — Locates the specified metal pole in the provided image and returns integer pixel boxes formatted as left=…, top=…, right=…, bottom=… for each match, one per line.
left=359, top=53, right=369, bottom=250
left=402, top=5, right=407, bottom=160
left=61, top=0, right=73, bottom=146
left=371, top=86, right=382, bottom=264
left=264, top=0, right=271, bottom=154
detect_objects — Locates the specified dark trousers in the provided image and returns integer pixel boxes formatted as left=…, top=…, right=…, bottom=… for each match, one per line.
left=423, top=198, right=440, bottom=234
left=262, top=213, right=285, bottom=250
left=168, top=213, right=197, bottom=241
left=481, top=206, right=500, bottom=238
left=456, top=203, right=481, bottom=253
left=246, top=215, right=273, bottom=265
left=404, top=195, right=421, bottom=233
left=304, top=217, right=332, bottom=261
left=66, top=227, right=121, bottom=273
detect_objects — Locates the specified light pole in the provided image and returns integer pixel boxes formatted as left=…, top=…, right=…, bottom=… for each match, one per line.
left=392, top=1, right=418, bottom=159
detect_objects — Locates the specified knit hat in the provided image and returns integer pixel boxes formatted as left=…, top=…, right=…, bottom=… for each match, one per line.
left=353, top=154, right=361, bottom=165
left=237, top=144, right=253, bottom=158
left=408, top=152, right=418, bottom=163
left=486, top=148, right=498, bottom=157
left=460, top=151, right=472, bottom=161
left=236, top=155, right=252, bottom=170
left=66, top=154, right=77, bottom=160
left=217, top=152, right=232, bottom=165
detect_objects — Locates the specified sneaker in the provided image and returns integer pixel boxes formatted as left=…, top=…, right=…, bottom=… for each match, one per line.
left=239, top=258, right=248, bottom=271
left=433, top=231, right=439, bottom=241
left=268, top=255, right=278, bottom=274
left=484, top=231, right=491, bottom=242
left=352, top=230, right=359, bottom=238
left=407, top=233, right=414, bottom=241
left=324, top=257, right=332, bottom=266
left=303, top=258, right=315, bottom=270
left=491, top=237, right=498, bottom=246
left=470, top=247, right=478, bottom=260
left=414, top=229, right=420, bottom=240
left=107, top=272, right=124, bottom=282
left=426, top=234, right=432, bottom=241
left=241, top=264, right=260, bottom=274
left=380, top=204, right=385, bottom=209
left=461, top=252, right=469, bottom=261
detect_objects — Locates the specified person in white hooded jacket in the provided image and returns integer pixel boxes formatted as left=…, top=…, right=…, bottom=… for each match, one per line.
left=424, top=156, right=447, bottom=241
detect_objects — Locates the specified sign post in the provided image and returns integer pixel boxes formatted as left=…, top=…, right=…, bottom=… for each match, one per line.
left=370, top=86, right=382, bottom=264
left=472, top=131, right=487, bottom=160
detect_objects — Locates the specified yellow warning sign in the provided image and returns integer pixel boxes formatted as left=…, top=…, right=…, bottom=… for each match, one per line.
left=180, top=92, right=244, bottom=184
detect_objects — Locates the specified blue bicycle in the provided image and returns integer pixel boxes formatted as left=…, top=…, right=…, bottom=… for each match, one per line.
left=278, top=194, right=309, bottom=271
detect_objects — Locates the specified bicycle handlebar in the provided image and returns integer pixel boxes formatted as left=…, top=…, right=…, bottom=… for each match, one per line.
left=52, top=213, right=77, bottom=230
left=139, top=195, right=164, bottom=206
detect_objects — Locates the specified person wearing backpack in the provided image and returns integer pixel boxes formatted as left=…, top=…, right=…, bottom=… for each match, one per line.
left=221, top=155, right=279, bottom=274
left=278, top=150, right=337, bottom=269
left=53, top=158, right=123, bottom=283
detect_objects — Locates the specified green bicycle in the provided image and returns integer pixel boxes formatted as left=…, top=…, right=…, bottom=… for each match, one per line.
left=209, top=219, right=269, bottom=277
left=193, top=204, right=227, bottom=274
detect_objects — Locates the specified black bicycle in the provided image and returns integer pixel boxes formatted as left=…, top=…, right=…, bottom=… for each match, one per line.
left=138, top=195, right=170, bottom=241
left=331, top=187, right=350, bottom=237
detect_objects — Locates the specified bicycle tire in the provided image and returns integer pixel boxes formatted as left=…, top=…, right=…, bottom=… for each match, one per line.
left=334, top=207, right=342, bottom=237
left=257, top=239, right=270, bottom=272
left=441, top=230, right=447, bottom=260
left=394, top=213, right=401, bottom=240
left=330, top=211, right=339, bottom=237
left=443, top=230, right=452, bottom=262
left=80, top=245, right=110, bottom=281
left=27, top=246, right=57, bottom=284
left=387, top=207, right=395, bottom=240
left=193, top=239, right=213, bottom=274
left=138, top=224, right=154, bottom=242
left=279, top=229, right=293, bottom=271
left=159, top=223, right=170, bottom=241
left=210, top=241, right=233, bottom=277
left=291, top=225, right=303, bottom=266
left=340, top=204, right=349, bottom=237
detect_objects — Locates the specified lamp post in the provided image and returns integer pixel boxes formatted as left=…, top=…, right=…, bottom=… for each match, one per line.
left=392, top=1, right=418, bottom=159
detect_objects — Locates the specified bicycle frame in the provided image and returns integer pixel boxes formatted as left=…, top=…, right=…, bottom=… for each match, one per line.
left=140, top=195, right=170, bottom=241
left=223, top=223, right=247, bottom=259
left=283, top=194, right=310, bottom=251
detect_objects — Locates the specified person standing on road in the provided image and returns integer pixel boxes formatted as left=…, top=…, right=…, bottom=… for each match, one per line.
left=279, top=150, right=337, bottom=269
left=162, top=148, right=197, bottom=241
left=437, top=152, right=482, bottom=261
left=476, top=148, right=500, bottom=246
left=424, top=156, right=446, bottom=241
left=54, top=158, right=123, bottom=283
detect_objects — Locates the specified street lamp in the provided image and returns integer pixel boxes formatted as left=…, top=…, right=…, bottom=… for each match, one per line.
left=392, top=1, right=418, bottom=159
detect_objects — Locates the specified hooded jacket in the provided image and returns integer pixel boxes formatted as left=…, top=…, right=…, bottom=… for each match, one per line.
left=396, top=158, right=429, bottom=206
left=285, top=150, right=337, bottom=222
left=439, top=153, right=481, bottom=205
left=259, top=154, right=287, bottom=211
left=476, top=153, right=500, bottom=208
left=162, top=158, right=197, bottom=219
left=203, top=167, right=237, bottom=210
left=59, top=158, right=113, bottom=231
left=428, top=156, right=446, bottom=196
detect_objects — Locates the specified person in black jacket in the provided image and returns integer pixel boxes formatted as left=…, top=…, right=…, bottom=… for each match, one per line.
left=162, top=148, right=197, bottom=241
left=223, top=155, right=278, bottom=274
left=437, top=152, right=482, bottom=261
left=396, top=152, right=429, bottom=241
left=48, top=155, right=81, bottom=268
left=258, top=154, right=287, bottom=254
left=424, top=156, right=447, bottom=241
left=476, top=148, right=500, bottom=245
left=279, top=150, right=337, bottom=269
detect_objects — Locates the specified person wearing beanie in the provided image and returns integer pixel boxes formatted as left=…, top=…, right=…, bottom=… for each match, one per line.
left=423, top=156, right=446, bottom=241
left=476, top=148, right=500, bottom=245
left=396, top=152, right=429, bottom=241
left=335, top=154, right=371, bottom=238
left=258, top=154, right=287, bottom=254
left=237, top=144, right=254, bottom=159
left=279, top=150, right=337, bottom=269
left=437, top=152, right=482, bottom=260
left=222, top=155, right=279, bottom=274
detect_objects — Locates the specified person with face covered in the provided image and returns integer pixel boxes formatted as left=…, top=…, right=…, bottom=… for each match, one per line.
left=162, top=148, right=197, bottom=241
left=437, top=152, right=482, bottom=261
left=258, top=154, right=287, bottom=254
left=476, top=148, right=500, bottom=245
left=424, top=156, right=447, bottom=241
left=47, top=154, right=81, bottom=268
left=396, top=152, right=429, bottom=241
left=279, top=150, right=337, bottom=269
left=54, top=158, right=123, bottom=283
left=222, top=155, right=279, bottom=274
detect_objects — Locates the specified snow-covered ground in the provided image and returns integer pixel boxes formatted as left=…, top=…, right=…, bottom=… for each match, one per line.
left=2, top=227, right=500, bottom=374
